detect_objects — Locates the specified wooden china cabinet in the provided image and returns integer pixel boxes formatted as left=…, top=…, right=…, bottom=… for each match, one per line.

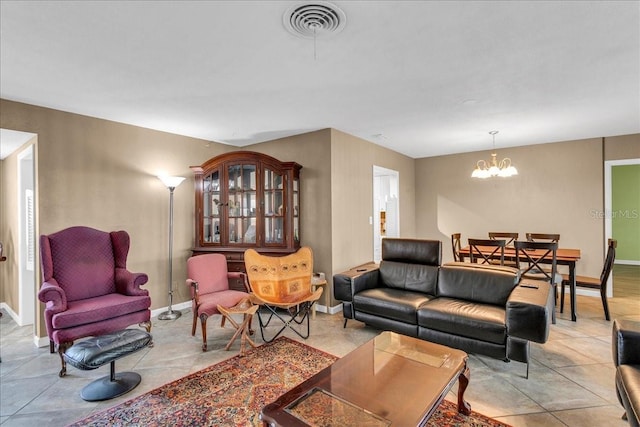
left=190, top=151, right=302, bottom=273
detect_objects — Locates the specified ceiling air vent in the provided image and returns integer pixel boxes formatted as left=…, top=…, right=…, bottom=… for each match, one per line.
left=283, top=2, right=346, bottom=39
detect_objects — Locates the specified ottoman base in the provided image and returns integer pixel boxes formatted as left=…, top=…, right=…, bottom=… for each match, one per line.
left=81, top=369, right=141, bottom=401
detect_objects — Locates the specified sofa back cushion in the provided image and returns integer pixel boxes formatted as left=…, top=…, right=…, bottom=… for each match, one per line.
left=382, top=238, right=441, bottom=265
left=379, top=238, right=441, bottom=294
left=437, top=262, right=519, bottom=306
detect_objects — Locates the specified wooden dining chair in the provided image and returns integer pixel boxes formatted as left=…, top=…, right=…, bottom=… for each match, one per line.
left=488, top=232, right=519, bottom=266
left=561, top=239, right=616, bottom=321
left=526, top=234, right=560, bottom=274
left=489, top=232, right=519, bottom=246
left=451, top=233, right=464, bottom=262
left=526, top=233, right=560, bottom=243
left=468, top=238, right=505, bottom=265
left=515, top=240, right=559, bottom=323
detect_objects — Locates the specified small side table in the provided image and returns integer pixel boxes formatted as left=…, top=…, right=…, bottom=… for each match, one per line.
left=311, top=273, right=327, bottom=319
left=217, top=298, right=258, bottom=356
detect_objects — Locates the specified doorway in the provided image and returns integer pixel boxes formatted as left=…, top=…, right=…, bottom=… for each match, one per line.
left=604, top=158, right=640, bottom=298
left=18, top=143, right=36, bottom=326
left=373, top=166, right=399, bottom=262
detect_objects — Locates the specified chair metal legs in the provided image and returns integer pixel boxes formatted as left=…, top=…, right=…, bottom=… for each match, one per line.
left=255, top=302, right=314, bottom=343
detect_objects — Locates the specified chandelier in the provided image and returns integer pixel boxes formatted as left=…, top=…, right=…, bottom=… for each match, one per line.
left=471, top=131, right=518, bottom=178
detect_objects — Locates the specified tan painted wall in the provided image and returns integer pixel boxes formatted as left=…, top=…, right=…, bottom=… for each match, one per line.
left=2, top=97, right=637, bottom=327
left=248, top=128, right=415, bottom=307
left=245, top=129, right=333, bottom=307
left=0, top=99, right=235, bottom=337
left=331, top=129, right=416, bottom=273
left=605, top=134, right=640, bottom=160
left=415, top=137, right=609, bottom=277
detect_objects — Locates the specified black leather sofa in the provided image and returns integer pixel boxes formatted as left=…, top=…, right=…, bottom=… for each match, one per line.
left=334, top=238, right=554, bottom=377
left=613, top=319, right=640, bottom=427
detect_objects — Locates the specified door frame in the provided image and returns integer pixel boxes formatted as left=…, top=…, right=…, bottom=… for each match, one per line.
left=373, top=166, right=399, bottom=262
left=604, top=158, right=640, bottom=297
left=17, top=143, right=36, bottom=326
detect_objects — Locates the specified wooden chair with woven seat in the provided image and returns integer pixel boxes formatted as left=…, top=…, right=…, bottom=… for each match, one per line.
left=561, top=239, right=616, bottom=321
left=244, top=247, right=323, bottom=343
left=468, top=238, right=506, bottom=265
left=451, top=233, right=464, bottom=262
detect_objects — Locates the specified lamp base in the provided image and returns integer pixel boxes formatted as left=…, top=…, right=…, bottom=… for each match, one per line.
left=158, top=309, right=182, bottom=321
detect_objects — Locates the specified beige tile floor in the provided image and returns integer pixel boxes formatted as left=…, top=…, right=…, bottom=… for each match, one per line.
left=1, top=293, right=639, bottom=427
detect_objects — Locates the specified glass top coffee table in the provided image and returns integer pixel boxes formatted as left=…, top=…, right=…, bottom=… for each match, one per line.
left=261, top=331, right=471, bottom=426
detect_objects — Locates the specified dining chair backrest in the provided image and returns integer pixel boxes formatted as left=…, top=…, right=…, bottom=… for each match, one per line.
left=600, top=239, right=617, bottom=285
left=451, top=233, right=463, bottom=262
left=468, top=238, right=505, bottom=265
left=488, top=232, right=519, bottom=246
left=526, top=233, right=560, bottom=243
left=514, top=240, right=558, bottom=283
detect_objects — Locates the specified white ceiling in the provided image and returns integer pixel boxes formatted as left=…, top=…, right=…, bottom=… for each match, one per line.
left=1, top=1, right=638, bottom=159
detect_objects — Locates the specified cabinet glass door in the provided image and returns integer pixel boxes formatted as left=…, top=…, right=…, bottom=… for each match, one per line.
left=264, top=168, right=284, bottom=245
left=203, top=169, right=221, bottom=243
left=293, top=177, right=300, bottom=243
left=228, top=164, right=257, bottom=245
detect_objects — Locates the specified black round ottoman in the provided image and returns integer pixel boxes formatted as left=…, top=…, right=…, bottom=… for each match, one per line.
left=64, top=329, right=152, bottom=401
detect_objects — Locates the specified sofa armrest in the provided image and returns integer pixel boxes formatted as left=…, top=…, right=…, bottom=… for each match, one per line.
left=115, top=268, right=149, bottom=296
left=613, top=319, right=640, bottom=366
left=38, top=279, right=67, bottom=313
left=334, top=266, right=381, bottom=302
left=506, top=278, right=553, bottom=343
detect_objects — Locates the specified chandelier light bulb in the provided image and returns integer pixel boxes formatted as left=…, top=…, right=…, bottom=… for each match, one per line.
left=471, top=131, right=518, bottom=179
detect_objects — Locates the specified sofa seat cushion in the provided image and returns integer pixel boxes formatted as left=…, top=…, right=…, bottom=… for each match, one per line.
left=354, top=288, right=433, bottom=325
left=52, top=293, right=151, bottom=329
left=417, top=298, right=506, bottom=345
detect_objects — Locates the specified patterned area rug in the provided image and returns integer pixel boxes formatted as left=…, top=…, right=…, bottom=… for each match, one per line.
left=69, top=337, right=510, bottom=426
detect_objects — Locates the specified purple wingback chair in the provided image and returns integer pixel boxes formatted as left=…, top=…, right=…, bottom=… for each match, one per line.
left=38, top=226, right=152, bottom=377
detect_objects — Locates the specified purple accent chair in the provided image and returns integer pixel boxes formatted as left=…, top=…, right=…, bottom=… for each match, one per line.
left=38, top=226, right=152, bottom=377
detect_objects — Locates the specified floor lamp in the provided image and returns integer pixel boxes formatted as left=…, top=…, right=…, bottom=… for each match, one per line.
left=158, top=175, right=186, bottom=320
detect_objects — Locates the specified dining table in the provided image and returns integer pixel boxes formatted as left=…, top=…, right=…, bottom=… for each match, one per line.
left=459, top=245, right=581, bottom=321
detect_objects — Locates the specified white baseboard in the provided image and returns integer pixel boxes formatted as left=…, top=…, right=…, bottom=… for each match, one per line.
left=1, top=302, right=46, bottom=347
left=0, top=302, right=20, bottom=325
left=315, top=303, right=343, bottom=315
left=615, top=260, right=640, bottom=266
left=35, top=335, right=49, bottom=348
left=151, top=301, right=192, bottom=319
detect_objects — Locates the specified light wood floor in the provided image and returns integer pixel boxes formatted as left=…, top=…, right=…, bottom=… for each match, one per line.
left=613, top=264, right=640, bottom=298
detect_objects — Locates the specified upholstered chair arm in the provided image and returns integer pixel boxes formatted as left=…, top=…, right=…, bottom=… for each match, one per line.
left=613, top=319, right=640, bottom=366
left=115, top=268, right=149, bottom=296
left=228, top=272, right=250, bottom=292
left=506, top=278, right=553, bottom=343
left=38, top=279, right=67, bottom=313
left=334, top=268, right=381, bottom=303
left=186, top=278, right=200, bottom=306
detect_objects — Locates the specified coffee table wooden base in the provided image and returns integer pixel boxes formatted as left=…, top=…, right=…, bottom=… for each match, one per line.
left=458, top=364, right=472, bottom=415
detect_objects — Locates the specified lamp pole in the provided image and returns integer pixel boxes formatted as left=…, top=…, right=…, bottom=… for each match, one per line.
left=158, top=176, right=185, bottom=320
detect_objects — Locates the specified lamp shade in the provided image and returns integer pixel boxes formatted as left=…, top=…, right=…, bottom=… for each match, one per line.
left=158, top=175, right=186, bottom=189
